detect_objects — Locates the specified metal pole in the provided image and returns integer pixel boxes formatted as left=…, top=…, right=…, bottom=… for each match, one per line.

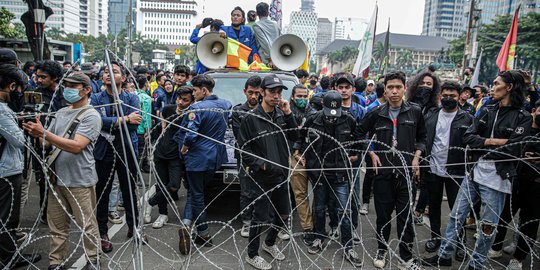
left=126, top=0, right=133, bottom=67
left=462, top=0, right=476, bottom=78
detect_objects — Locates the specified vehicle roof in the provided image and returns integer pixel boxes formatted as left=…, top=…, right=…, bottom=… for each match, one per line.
left=205, top=69, right=297, bottom=79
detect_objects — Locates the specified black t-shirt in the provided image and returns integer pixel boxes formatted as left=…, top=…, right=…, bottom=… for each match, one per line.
left=154, top=104, right=182, bottom=159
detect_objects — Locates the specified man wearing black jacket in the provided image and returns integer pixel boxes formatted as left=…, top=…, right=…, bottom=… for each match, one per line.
left=422, top=82, right=473, bottom=257
left=301, top=90, right=363, bottom=267
left=423, top=70, right=532, bottom=270
left=231, top=75, right=261, bottom=237
left=238, top=74, right=297, bottom=270
left=358, top=71, right=427, bottom=270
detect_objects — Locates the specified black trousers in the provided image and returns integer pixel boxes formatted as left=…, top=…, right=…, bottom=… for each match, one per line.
left=372, top=173, right=414, bottom=261
left=362, top=170, right=374, bottom=204
left=426, top=173, right=462, bottom=238
left=248, top=180, right=290, bottom=258
left=0, top=174, right=22, bottom=268
left=31, top=154, right=47, bottom=221
left=492, top=179, right=540, bottom=262
left=150, top=156, right=182, bottom=215
left=95, top=146, right=139, bottom=236
left=414, top=177, right=429, bottom=213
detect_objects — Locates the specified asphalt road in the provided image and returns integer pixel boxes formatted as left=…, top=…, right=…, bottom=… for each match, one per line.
left=14, top=173, right=539, bottom=270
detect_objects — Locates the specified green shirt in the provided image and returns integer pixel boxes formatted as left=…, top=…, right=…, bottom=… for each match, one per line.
left=136, top=89, right=153, bottom=134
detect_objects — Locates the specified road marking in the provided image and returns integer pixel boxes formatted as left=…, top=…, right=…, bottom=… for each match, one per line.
left=69, top=216, right=126, bottom=269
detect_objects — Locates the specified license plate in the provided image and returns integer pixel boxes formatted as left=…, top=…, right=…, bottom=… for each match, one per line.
left=223, top=169, right=239, bottom=184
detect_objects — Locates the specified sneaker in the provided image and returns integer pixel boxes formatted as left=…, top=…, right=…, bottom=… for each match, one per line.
left=487, top=248, right=503, bottom=258
left=359, top=204, right=369, bottom=215
left=308, top=239, right=323, bottom=254
left=352, top=230, right=361, bottom=245
left=277, top=229, right=290, bottom=241
left=245, top=255, right=272, bottom=270
left=108, top=211, right=122, bottom=224
left=503, top=242, right=517, bottom=254
left=178, top=227, right=191, bottom=255
left=422, top=254, right=452, bottom=267
left=373, top=249, right=387, bottom=269
left=329, top=227, right=340, bottom=241
left=398, top=259, right=425, bottom=270
left=262, top=242, right=285, bottom=261
left=506, top=259, right=523, bottom=270
left=240, top=224, right=250, bottom=238
left=413, top=212, right=424, bottom=225
left=141, top=186, right=155, bottom=224
left=194, top=234, right=213, bottom=247
left=424, top=238, right=441, bottom=253
left=152, top=214, right=168, bottom=229
left=344, top=249, right=363, bottom=267
left=302, top=229, right=315, bottom=246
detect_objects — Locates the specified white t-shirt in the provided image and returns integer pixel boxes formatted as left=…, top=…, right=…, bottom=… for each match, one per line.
left=430, top=110, right=457, bottom=177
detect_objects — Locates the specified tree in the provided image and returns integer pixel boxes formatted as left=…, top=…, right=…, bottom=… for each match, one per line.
left=396, top=49, right=413, bottom=69
left=448, top=12, right=540, bottom=83
left=0, top=7, right=26, bottom=39
left=372, top=41, right=384, bottom=64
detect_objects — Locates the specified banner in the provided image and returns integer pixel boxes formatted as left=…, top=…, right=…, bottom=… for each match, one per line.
left=496, top=5, right=519, bottom=71
left=378, top=19, right=390, bottom=76
left=226, top=38, right=251, bottom=70
left=270, top=0, right=283, bottom=31
left=352, top=4, right=377, bottom=78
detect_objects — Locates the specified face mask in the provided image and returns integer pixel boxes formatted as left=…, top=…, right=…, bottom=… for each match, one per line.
left=310, top=79, right=317, bottom=86
left=534, top=114, right=540, bottom=127
left=411, top=86, right=432, bottom=108
left=295, top=98, right=307, bottom=108
left=441, top=97, right=458, bottom=111
left=63, top=87, right=82, bottom=103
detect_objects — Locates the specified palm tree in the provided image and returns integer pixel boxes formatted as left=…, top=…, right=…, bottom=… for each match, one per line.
left=327, top=50, right=342, bottom=72
left=396, top=49, right=413, bottom=69
left=372, top=41, right=384, bottom=63
left=340, top=46, right=359, bottom=65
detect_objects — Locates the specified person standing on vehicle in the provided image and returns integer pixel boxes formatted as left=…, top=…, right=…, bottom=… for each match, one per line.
left=231, top=75, right=262, bottom=238
left=177, top=74, right=231, bottom=249
left=252, top=2, right=280, bottom=67
left=220, top=6, right=260, bottom=64
left=238, top=74, right=298, bottom=270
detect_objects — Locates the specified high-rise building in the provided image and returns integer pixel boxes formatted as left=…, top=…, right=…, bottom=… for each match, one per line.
left=423, top=0, right=540, bottom=40
left=287, top=0, right=318, bottom=58
left=316, top=18, right=332, bottom=53
left=333, top=17, right=366, bottom=40
left=136, top=0, right=198, bottom=45
left=0, top=0, right=108, bottom=36
left=108, top=0, right=131, bottom=36
left=422, top=0, right=467, bottom=40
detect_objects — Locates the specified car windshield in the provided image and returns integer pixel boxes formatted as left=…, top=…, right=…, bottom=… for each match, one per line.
left=210, top=75, right=296, bottom=106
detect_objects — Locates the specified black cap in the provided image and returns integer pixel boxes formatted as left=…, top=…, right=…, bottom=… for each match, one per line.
left=335, top=73, right=354, bottom=86
left=63, top=72, right=91, bottom=88
left=262, top=74, right=288, bottom=90
left=80, top=63, right=96, bottom=75
left=323, top=90, right=342, bottom=117
left=0, top=49, right=18, bottom=64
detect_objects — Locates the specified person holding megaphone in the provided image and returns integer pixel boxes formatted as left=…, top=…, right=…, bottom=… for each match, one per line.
left=190, top=17, right=224, bottom=74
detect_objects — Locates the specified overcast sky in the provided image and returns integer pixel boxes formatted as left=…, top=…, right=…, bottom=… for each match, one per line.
left=203, top=0, right=425, bottom=35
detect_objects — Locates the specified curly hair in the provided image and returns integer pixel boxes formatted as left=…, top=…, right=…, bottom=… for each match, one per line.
left=35, top=60, right=63, bottom=82
left=406, top=71, right=441, bottom=110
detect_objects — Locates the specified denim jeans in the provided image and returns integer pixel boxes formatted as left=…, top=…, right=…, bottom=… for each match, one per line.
left=313, top=177, right=353, bottom=249
left=185, top=170, right=215, bottom=235
left=108, top=177, right=119, bottom=212
left=438, top=176, right=506, bottom=269
left=350, top=168, right=362, bottom=229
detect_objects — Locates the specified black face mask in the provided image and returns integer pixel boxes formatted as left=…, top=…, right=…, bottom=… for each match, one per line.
left=441, top=97, right=458, bottom=111
left=535, top=114, right=540, bottom=127
left=411, top=86, right=432, bottom=108
left=310, top=79, right=317, bottom=86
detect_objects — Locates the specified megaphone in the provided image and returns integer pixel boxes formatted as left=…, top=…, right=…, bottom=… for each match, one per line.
left=270, top=34, right=307, bottom=72
left=196, top=32, right=227, bottom=69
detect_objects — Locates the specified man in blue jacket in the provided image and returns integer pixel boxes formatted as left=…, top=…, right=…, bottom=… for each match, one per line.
left=177, top=74, right=232, bottom=249
left=219, top=6, right=259, bottom=63
left=190, top=18, right=224, bottom=74
left=91, top=61, right=143, bottom=253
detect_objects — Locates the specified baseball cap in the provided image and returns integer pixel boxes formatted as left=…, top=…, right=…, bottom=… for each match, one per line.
left=322, top=90, right=342, bottom=117
left=63, top=72, right=91, bottom=88
left=367, top=79, right=375, bottom=85
left=335, top=73, right=354, bottom=86
left=0, top=49, right=18, bottom=64
left=262, top=74, right=288, bottom=90
left=80, top=63, right=96, bottom=75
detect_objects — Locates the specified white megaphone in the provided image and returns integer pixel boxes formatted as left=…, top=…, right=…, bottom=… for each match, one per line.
left=196, top=32, right=227, bottom=69
left=270, top=34, right=307, bottom=72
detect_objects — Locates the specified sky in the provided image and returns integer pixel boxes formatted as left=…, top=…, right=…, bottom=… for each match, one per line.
left=202, top=0, right=426, bottom=35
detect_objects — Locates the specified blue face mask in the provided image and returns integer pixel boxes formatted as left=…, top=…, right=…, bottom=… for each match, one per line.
left=63, top=87, right=82, bottom=103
